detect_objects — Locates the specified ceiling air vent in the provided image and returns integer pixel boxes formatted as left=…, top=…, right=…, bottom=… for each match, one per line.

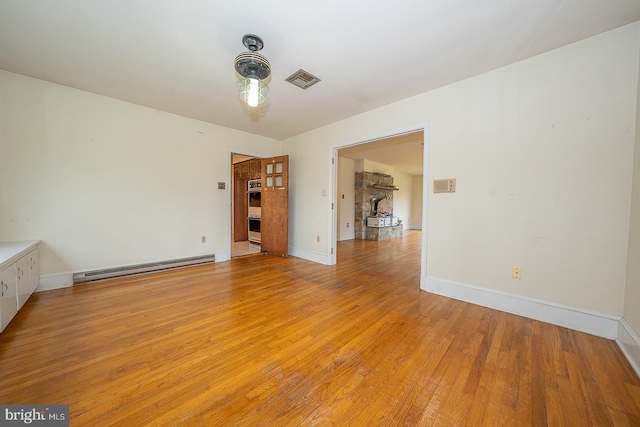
left=285, top=69, right=321, bottom=90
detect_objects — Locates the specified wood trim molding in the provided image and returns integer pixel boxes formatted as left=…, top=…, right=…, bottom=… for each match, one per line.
left=38, top=272, right=73, bottom=292
left=214, top=250, right=230, bottom=263
left=338, top=233, right=356, bottom=241
left=617, top=318, right=640, bottom=379
left=423, top=276, right=620, bottom=339
left=288, top=245, right=330, bottom=265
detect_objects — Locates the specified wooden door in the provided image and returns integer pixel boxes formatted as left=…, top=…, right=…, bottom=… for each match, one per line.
left=261, top=155, right=289, bottom=256
left=233, top=178, right=248, bottom=242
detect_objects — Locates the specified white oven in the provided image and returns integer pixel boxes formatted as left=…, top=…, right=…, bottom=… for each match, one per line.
left=248, top=217, right=261, bottom=243
left=248, top=179, right=261, bottom=191
left=248, top=179, right=261, bottom=217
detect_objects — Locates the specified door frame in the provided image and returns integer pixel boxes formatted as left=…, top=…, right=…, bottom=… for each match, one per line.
left=328, top=122, right=430, bottom=290
left=227, top=148, right=270, bottom=261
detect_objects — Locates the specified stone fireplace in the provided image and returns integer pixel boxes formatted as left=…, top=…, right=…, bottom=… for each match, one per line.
left=354, top=171, right=403, bottom=240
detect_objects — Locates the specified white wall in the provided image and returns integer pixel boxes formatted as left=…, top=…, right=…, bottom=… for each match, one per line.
left=410, top=176, right=423, bottom=230
left=0, top=71, right=280, bottom=282
left=338, top=157, right=356, bottom=241
left=619, top=41, right=640, bottom=373
left=283, top=23, right=640, bottom=317
left=363, top=159, right=394, bottom=175
left=623, top=46, right=640, bottom=336
left=388, top=170, right=412, bottom=230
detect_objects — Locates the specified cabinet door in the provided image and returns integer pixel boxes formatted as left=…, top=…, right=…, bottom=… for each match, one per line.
left=28, top=250, right=39, bottom=294
left=249, top=159, right=263, bottom=179
left=16, top=256, right=30, bottom=309
left=240, top=161, right=250, bottom=178
left=0, top=266, right=17, bottom=332
left=255, top=159, right=262, bottom=179
left=249, top=160, right=258, bottom=179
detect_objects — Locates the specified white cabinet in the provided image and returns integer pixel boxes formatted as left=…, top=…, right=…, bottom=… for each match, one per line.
left=16, top=255, right=30, bottom=309
left=29, top=250, right=39, bottom=293
left=0, top=241, right=40, bottom=333
left=0, top=266, right=17, bottom=332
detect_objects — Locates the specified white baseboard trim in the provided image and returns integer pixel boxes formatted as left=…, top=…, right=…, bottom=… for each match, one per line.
left=338, top=233, right=355, bottom=241
left=617, top=319, right=640, bottom=379
left=37, top=272, right=74, bottom=292
left=288, top=246, right=330, bottom=265
left=214, top=251, right=230, bottom=263
left=423, top=276, right=620, bottom=339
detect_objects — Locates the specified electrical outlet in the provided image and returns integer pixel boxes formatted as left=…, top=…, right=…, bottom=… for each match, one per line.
left=512, top=266, right=522, bottom=279
left=201, top=235, right=206, bottom=243
left=347, top=223, right=349, bottom=228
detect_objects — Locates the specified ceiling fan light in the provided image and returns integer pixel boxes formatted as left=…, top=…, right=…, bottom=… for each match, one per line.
left=237, top=77, right=269, bottom=107
left=234, top=52, right=271, bottom=80
left=234, top=34, right=271, bottom=108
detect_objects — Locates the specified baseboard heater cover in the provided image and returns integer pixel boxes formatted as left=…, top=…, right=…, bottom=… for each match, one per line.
left=73, top=254, right=215, bottom=285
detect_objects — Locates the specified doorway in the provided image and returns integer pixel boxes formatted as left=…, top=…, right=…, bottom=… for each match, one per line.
left=230, top=152, right=291, bottom=259
left=231, top=153, right=262, bottom=258
left=330, top=124, right=429, bottom=288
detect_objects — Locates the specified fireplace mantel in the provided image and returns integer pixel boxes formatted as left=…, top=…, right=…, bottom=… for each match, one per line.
left=368, top=184, right=399, bottom=191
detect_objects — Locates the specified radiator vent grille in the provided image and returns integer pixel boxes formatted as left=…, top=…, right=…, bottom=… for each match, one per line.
left=285, top=69, right=321, bottom=90
left=73, top=254, right=215, bottom=285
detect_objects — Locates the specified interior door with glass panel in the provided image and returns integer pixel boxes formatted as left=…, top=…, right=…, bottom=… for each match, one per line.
left=261, top=155, right=289, bottom=257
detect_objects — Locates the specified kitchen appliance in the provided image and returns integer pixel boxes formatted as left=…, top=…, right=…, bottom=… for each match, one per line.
left=248, top=179, right=261, bottom=192
left=248, top=217, right=261, bottom=243
left=248, top=179, right=261, bottom=218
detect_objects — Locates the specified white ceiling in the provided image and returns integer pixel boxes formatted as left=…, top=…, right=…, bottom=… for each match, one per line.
left=1, top=1, right=639, bottom=146
left=339, top=132, right=425, bottom=176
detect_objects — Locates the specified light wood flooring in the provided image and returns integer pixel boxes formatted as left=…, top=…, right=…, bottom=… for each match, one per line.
left=231, top=239, right=261, bottom=257
left=1, top=230, right=639, bottom=425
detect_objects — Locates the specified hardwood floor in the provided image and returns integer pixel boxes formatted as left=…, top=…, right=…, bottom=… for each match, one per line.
left=1, top=230, right=639, bottom=425
left=231, top=238, right=261, bottom=257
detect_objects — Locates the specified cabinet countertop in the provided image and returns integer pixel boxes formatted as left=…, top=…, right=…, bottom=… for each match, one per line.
left=0, top=241, right=40, bottom=270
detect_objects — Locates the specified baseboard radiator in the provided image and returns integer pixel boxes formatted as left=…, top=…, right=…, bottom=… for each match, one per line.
left=73, top=254, right=215, bottom=285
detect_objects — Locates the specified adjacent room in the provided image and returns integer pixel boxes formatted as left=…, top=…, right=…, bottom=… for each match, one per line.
left=2, top=1, right=640, bottom=425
